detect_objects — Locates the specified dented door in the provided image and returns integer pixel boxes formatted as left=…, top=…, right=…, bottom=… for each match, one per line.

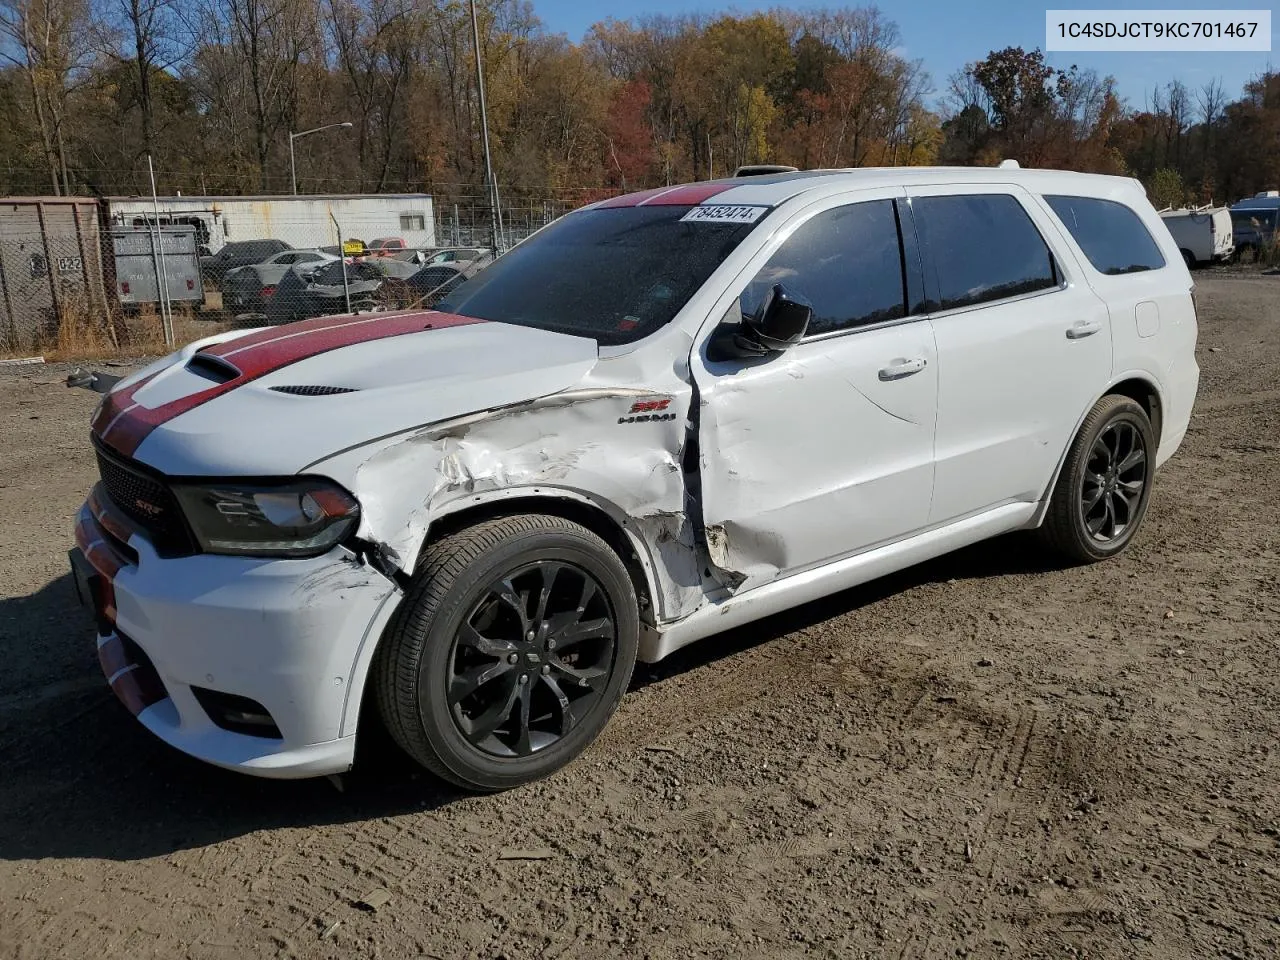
left=691, top=194, right=938, bottom=593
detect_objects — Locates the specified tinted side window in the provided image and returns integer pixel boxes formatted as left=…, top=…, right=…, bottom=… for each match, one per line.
left=741, top=200, right=906, bottom=337
left=1045, top=195, right=1165, bottom=274
left=913, top=194, right=1057, bottom=311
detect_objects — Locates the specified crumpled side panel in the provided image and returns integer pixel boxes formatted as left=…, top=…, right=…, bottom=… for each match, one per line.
left=347, top=388, right=706, bottom=623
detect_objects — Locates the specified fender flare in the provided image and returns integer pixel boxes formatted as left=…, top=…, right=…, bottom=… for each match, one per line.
left=1025, top=369, right=1167, bottom=530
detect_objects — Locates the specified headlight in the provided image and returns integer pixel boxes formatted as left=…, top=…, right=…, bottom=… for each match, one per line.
left=172, top=478, right=360, bottom=558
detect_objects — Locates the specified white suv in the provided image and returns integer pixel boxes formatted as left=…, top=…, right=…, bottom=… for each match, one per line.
left=73, top=167, right=1199, bottom=790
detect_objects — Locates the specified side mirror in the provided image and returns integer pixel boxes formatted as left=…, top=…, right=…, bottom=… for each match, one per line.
left=708, top=283, right=812, bottom=361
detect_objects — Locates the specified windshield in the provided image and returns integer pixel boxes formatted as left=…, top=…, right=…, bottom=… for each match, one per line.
left=438, top=205, right=764, bottom=345
left=1232, top=210, right=1277, bottom=230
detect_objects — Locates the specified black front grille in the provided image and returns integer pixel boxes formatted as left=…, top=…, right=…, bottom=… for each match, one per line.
left=94, top=440, right=197, bottom=557
left=269, top=384, right=358, bottom=396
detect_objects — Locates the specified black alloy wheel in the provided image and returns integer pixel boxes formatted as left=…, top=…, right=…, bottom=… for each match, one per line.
left=374, top=514, right=639, bottom=791
left=1038, top=394, right=1156, bottom=563
left=1079, top=419, right=1147, bottom=543
left=447, top=561, right=616, bottom=758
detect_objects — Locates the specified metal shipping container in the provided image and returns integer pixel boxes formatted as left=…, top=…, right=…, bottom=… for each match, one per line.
left=0, top=197, right=107, bottom=350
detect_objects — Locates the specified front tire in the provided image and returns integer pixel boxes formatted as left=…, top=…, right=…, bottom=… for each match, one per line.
left=1038, top=395, right=1156, bottom=564
left=374, top=515, right=639, bottom=791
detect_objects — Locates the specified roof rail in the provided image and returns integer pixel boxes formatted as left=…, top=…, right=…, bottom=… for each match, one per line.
left=732, top=164, right=799, bottom=177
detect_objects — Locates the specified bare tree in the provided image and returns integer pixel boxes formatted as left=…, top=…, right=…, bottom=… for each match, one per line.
left=100, top=0, right=192, bottom=160
left=1197, top=77, right=1226, bottom=186
left=209, top=0, right=316, bottom=189
left=0, top=0, right=92, bottom=192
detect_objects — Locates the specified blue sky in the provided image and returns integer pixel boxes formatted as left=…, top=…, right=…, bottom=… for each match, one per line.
left=533, top=0, right=1277, bottom=110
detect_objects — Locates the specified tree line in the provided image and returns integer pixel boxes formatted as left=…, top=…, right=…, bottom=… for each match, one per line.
left=1, top=0, right=1277, bottom=207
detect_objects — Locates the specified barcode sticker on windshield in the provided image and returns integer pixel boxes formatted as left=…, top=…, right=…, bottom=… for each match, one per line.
left=680, top=205, right=768, bottom=224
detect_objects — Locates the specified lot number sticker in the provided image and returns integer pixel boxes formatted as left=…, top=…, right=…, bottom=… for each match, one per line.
left=680, top=205, right=768, bottom=224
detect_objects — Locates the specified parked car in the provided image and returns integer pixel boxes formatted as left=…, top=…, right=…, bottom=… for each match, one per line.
left=1158, top=206, right=1234, bottom=267
left=200, top=239, right=292, bottom=282
left=1230, top=193, right=1280, bottom=258
left=73, top=167, right=1198, bottom=791
left=222, top=249, right=339, bottom=317
left=406, top=254, right=491, bottom=305
left=392, top=247, right=488, bottom=267
left=368, top=237, right=407, bottom=256
left=264, top=258, right=386, bottom=324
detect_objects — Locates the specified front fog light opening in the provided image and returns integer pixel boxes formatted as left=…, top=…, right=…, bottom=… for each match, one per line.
left=192, top=687, right=283, bottom=739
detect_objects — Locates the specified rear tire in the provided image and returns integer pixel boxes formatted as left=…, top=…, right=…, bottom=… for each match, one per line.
left=373, top=515, right=639, bottom=792
left=1038, top=395, right=1156, bottom=564
left=1180, top=248, right=1195, bottom=269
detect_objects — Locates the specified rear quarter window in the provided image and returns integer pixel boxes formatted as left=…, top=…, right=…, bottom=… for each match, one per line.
left=1045, top=195, right=1166, bottom=275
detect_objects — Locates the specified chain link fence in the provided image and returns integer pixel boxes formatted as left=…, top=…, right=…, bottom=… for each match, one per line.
left=0, top=193, right=581, bottom=356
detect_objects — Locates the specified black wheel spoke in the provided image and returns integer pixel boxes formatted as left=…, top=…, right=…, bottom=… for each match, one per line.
left=513, top=681, right=533, bottom=756
left=458, top=673, right=521, bottom=743
left=1116, top=478, right=1143, bottom=507
left=489, top=577, right=531, bottom=635
left=549, top=655, right=609, bottom=690
left=541, top=674, right=578, bottom=735
left=558, top=617, right=614, bottom=646
left=1106, top=492, right=1123, bottom=534
left=1091, top=436, right=1113, bottom=467
left=532, top=563, right=563, bottom=628
left=1085, top=510, right=1106, bottom=536
left=449, top=659, right=516, bottom=705
left=1118, top=448, right=1146, bottom=475
left=577, top=577, right=598, bottom=613
left=457, top=623, right=518, bottom=658
left=1082, top=480, right=1105, bottom=513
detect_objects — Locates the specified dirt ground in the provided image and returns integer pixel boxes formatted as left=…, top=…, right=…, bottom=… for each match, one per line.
left=1, top=272, right=1278, bottom=960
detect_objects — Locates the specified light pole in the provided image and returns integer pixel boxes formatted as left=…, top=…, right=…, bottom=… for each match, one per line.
left=469, top=0, right=501, bottom=252
left=289, top=122, right=353, bottom=195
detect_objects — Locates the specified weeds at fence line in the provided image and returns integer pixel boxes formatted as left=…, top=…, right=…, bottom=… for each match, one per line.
left=4, top=303, right=230, bottom=362
left=1255, top=236, right=1280, bottom=268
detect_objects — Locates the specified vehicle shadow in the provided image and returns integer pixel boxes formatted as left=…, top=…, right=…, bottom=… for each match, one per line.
left=0, top=574, right=467, bottom=864
left=0, top=533, right=1050, bottom=862
left=630, top=531, right=1056, bottom=687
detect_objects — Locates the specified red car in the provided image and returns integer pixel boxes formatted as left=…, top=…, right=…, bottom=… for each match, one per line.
left=368, top=237, right=406, bottom=256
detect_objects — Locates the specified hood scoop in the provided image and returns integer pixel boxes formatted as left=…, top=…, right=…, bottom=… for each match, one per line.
left=269, top=384, right=359, bottom=396
left=187, top=352, right=242, bottom=384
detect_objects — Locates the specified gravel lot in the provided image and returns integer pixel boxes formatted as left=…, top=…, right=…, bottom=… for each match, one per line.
left=1, top=272, right=1278, bottom=960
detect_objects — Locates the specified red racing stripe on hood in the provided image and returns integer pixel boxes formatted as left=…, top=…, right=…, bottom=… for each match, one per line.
left=95, top=310, right=484, bottom=457
left=596, top=183, right=735, bottom=208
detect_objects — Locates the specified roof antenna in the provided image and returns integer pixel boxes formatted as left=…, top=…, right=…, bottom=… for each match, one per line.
left=998, top=159, right=1020, bottom=169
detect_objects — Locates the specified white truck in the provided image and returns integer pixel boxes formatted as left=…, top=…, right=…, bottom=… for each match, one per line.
left=1159, top=206, right=1234, bottom=267
left=103, top=194, right=437, bottom=257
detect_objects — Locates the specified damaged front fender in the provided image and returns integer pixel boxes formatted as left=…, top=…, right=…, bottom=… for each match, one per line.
left=314, top=385, right=709, bottom=625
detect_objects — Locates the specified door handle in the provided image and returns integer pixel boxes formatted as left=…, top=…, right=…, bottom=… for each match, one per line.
left=878, top=357, right=927, bottom=381
left=1066, top=319, right=1102, bottom=339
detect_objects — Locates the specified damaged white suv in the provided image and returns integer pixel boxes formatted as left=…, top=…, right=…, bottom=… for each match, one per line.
left=72, top=168, right=1199, bottom=790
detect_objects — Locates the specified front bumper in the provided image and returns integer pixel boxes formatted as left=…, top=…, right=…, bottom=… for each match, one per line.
left=73, top=492, right=401, bottom=778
